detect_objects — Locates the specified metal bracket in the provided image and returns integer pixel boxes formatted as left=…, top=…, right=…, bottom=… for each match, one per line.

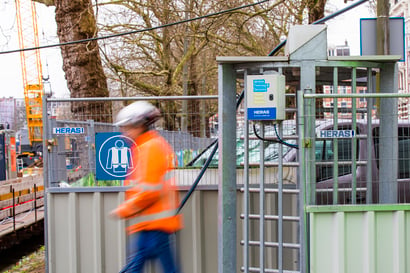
left=302, top=138, right=312, bottom=148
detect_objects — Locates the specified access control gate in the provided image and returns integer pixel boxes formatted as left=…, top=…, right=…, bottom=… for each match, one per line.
left=217, top=25, right=402, bottom=273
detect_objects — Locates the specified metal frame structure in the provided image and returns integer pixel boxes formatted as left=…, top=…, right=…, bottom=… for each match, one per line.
left=41, top=26, right=403, bottom=273
left=217, top=24, right=400, bottom=273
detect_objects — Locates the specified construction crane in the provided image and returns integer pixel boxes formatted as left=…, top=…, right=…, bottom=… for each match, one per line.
left=15, top=0, right=43, bottom=152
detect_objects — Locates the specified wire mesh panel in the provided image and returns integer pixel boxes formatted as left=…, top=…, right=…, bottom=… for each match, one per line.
left=187, top=97, right=299, bottom=186
left=44, top=97, right=218, bottom=188
left=230, top=67, right=303, bottom=273
left=304, top=66, right=410, bottom=205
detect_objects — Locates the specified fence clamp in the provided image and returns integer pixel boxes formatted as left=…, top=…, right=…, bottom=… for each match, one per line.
left=302, top=138, right=312, bottom=148
left=47, top=138, right=57, bottom=152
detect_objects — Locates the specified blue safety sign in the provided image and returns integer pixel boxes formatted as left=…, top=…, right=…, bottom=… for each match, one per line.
left=95, top=132, right=136, bottom=180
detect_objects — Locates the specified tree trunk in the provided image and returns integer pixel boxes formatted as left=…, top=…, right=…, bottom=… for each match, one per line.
left=307, top=0, right=327, bottom=113
left=307, top=0, right=327, bottom=24
left=55, top=0, right=111, bottom=122
left=376, top=0, right=390, bottom=55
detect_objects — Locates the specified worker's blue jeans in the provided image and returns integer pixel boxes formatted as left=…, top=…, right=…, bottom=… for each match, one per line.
left=124, top=230, right=179, bottom=273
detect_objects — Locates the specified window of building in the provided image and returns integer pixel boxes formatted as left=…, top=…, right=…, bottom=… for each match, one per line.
left=359, top=89, right=366, bottom=102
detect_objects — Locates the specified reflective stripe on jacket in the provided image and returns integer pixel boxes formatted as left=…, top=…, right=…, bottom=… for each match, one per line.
left=115, top=130, right=183, bottom=234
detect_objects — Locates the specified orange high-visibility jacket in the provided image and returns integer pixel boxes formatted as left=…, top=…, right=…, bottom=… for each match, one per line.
left=114, top=130, right=183, bottom=234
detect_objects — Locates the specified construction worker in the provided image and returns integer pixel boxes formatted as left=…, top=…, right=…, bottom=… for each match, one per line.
left=110, top=101, right=183, bottom=273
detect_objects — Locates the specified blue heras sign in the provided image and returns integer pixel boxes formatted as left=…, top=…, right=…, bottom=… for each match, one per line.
left=53, top=127, right=84, bottom=134
left=95, top=132, right=136, bottom=180
left=318, top=130, right=355, bottom=138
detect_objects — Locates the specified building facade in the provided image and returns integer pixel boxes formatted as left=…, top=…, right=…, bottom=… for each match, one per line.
left=0, top=98, right=26, bottom=130
left=391, top=0, right=409, bottom=118
left=390, top=0, right=409, bottom=93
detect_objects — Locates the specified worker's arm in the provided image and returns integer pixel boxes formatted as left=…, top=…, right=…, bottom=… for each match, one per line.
left=112, top=140, right=170, bottom=218
left=112, top=183, right=163, bottom=218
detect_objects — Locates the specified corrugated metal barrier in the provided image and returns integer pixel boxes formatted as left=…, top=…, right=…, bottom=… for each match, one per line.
left=308, top=205, right=410, bottom=273
left=46, top=186, right=299, bottom=273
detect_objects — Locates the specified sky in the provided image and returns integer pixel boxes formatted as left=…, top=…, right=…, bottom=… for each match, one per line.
left=0, top=0, right=374, bottom=99
left=0, top=1, right=69, bottom=99
left=325, top=0, right=375, bottom=54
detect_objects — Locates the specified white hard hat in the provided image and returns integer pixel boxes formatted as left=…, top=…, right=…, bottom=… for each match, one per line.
left=115, top=101, right=161, bottom=127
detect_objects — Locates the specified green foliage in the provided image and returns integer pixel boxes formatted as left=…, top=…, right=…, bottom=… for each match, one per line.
left=69, top=173, right=122, bottom=187
left=4, top=246, right=45, bottom=273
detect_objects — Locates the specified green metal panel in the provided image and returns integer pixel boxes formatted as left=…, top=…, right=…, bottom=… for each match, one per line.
left=308, top=205, right=410, bottom=273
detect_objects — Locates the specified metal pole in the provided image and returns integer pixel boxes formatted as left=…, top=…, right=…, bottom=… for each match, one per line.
left=379, top=63, right=398, bottom=203
left=12, top=188, right=16, bottom=231
left=300, top=61, right=316, bottom=205
left=243, top=71, right=250, bottom=273
left=332, top=68, right=339, bottom=205
left=87, top=120, right=96, bottom=177
left=218, top=63, right=237, bottom=273
left=48, top=118, right=59, bottom=187
left=297, top=90, right=307, bottom=273
left=278, top=121, right=284, bottom=273
left=42, top=92, right=48, bottom=188
left=366, top=68, right=374, bottom=204
left=306, top=88, right=316, bottom=206
left=47, top=95, right=218, bottom=102
left=351, top=68, right=358, bottom=204
left=42, top=91, right=50, bottom=273
left=305, top=93, right=410, bottom=99
left=259, top=123, right=265, bottom=272
left=34, top=184, right=37, bottom=222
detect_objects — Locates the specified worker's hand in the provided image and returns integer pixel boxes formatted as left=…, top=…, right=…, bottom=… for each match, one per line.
left=109, top=199, right=141, bottom=219
left=109, top=208, right=120, bottom=219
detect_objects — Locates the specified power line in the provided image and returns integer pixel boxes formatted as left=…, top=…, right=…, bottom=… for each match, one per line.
left=0, top=0, right=272, bottom=55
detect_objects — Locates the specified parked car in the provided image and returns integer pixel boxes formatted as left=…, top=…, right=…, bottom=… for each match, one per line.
left=187, top=120, right=297, bottom=167
left=314, top=119, right=410, bottom=204
left=188, top=119, right=410, bottom=205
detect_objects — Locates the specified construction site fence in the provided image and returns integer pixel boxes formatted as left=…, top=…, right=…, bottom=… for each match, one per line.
left=44, top=95, right=221, bottom=188
left=44, top=91, right=410, bottom=206
left=44, top=95, right=300, bottom=189
left=300, top=92, right=410, bottom=205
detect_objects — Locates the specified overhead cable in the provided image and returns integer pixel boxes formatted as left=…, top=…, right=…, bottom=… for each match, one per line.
left=0, top=0, right=272, bottom=55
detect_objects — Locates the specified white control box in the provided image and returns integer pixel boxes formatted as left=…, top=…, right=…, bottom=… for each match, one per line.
left=246, top=74, right=286, bottom=121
